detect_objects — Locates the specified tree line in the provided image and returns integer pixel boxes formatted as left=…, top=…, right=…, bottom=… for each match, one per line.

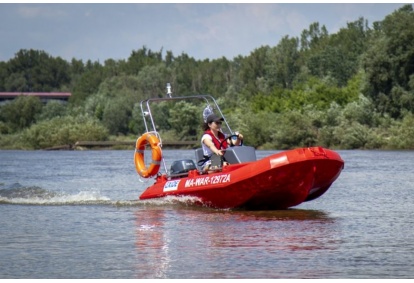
left=1, top=4, right=413, bottom=150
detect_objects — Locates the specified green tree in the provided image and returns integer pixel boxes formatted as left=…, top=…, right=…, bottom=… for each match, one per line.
left=305, top=18, right=369, bottom=87
left=135, top=64, right=171, bottom=98
left=362, top=4, right=414, bottom=117
left=21, top=114, right=108, bottom=149
left=102, top=98, right=131, bottom=135
left=237, top=46, right=270, bottom=96
left=83, top=74, right=143, bottom=134
left=0, top=61, right=8, bottom=91
left=169, top=52, right=200, bottom=94
left=4, top=73, right=27, bottom=91
left=265, top=36, right=300, bottom=89
left=4, top=49, right=70, bottom=92
left=0, top=95, right=43, bottom=132
left=123, top=46, right=163, bottom=75
left=70, top=60, right=105, bottom=105
left=271, top=110, right=317, bottom=149
left=300, top=22, right=329, bottom=51
left=168, top=101, right=200, bottom=140
left=36, top=100, right=68, bottom=121
left=388, top=112, right=414, bottom=148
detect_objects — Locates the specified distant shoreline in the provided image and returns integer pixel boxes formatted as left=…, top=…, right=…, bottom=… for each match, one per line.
left=42, top=140, right=199, bottom=150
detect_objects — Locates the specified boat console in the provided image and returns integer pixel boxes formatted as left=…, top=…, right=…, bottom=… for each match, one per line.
left=223, top=146, right=256, bottom=163
left=194, top=146, right=256, bottom=169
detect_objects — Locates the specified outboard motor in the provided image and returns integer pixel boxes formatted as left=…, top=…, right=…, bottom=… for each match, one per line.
left=170, top=159, right=196, bottom=175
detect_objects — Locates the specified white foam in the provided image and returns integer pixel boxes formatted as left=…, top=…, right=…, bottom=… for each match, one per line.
left=138, top=195, right=202, bottom=206
left=0, top=191, right=111, bottom=205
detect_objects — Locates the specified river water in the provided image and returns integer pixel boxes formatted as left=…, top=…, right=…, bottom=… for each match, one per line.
left=1, top=149, right=413, bottom=279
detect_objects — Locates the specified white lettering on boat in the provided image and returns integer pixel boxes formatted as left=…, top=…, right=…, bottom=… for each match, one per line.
left=270, top=155, right=289, bottom=168
left=163, top=180, right=180, bottom=192
left=184, top=174, right=231, bottom=188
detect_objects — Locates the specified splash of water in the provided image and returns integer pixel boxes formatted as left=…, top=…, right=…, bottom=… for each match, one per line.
left=0, top=184, right=203, bottom=208
left=139, top=195, right=202, bottom=207
left=0, top=184, right=111, bottom=205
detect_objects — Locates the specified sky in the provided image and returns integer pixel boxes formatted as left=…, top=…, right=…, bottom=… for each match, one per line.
left=0, top=2, right=411, bottom=63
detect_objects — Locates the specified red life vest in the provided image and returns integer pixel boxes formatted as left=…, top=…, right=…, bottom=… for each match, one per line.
left=204, top=129, right=228, bottom=149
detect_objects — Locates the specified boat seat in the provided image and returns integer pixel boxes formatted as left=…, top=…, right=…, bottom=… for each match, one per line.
left=195, top=148, right=206, bottom=170
left=195, top=148, right=204, bottom=164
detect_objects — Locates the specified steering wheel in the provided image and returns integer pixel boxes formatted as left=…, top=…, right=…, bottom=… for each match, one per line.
left=220, top=134, right=243, bottom=149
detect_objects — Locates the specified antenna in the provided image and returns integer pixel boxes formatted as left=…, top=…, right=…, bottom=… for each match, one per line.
left=166, top=83, right=172, bottom=98
left=203, top=105, right=213, bottom=123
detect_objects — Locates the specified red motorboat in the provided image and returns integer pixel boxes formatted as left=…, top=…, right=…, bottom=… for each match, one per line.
left=134, top=85, right=344, bottom=210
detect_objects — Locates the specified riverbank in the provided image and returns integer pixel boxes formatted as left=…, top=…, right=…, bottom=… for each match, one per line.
left=43, top=140, right=198, bottom=150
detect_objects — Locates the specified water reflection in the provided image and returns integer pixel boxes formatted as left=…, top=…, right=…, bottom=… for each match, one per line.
left=134, top=208, right=171, bottom=278
left=192, top=209, right=339, bottom=252
left=229, top=209, right=333, bottom=221
left=133, top=207, right=340, bottom=278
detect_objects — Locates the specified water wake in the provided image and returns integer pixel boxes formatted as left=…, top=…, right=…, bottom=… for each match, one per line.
left=0, top=183, right=202, bottom=207
left=0, top=184, right=111, bottom=205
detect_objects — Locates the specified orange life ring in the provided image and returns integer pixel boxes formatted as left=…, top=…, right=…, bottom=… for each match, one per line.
left=134, top=133, right=162, bottom=178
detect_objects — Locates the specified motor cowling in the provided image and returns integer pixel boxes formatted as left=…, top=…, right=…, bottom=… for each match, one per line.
left=170, top=159, right=196, bottom=174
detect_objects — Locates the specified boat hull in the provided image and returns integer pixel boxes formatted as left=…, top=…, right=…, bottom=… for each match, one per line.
left=139, top=147, right=344, bottom=210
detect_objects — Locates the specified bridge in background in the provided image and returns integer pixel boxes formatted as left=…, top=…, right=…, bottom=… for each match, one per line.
left=45, top=140, right=198, bottom=150
left=0, top=92, right=71, bottom=104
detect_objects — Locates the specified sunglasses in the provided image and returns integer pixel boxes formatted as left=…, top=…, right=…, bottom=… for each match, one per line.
left=214, top=121, right=222, bottom=125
